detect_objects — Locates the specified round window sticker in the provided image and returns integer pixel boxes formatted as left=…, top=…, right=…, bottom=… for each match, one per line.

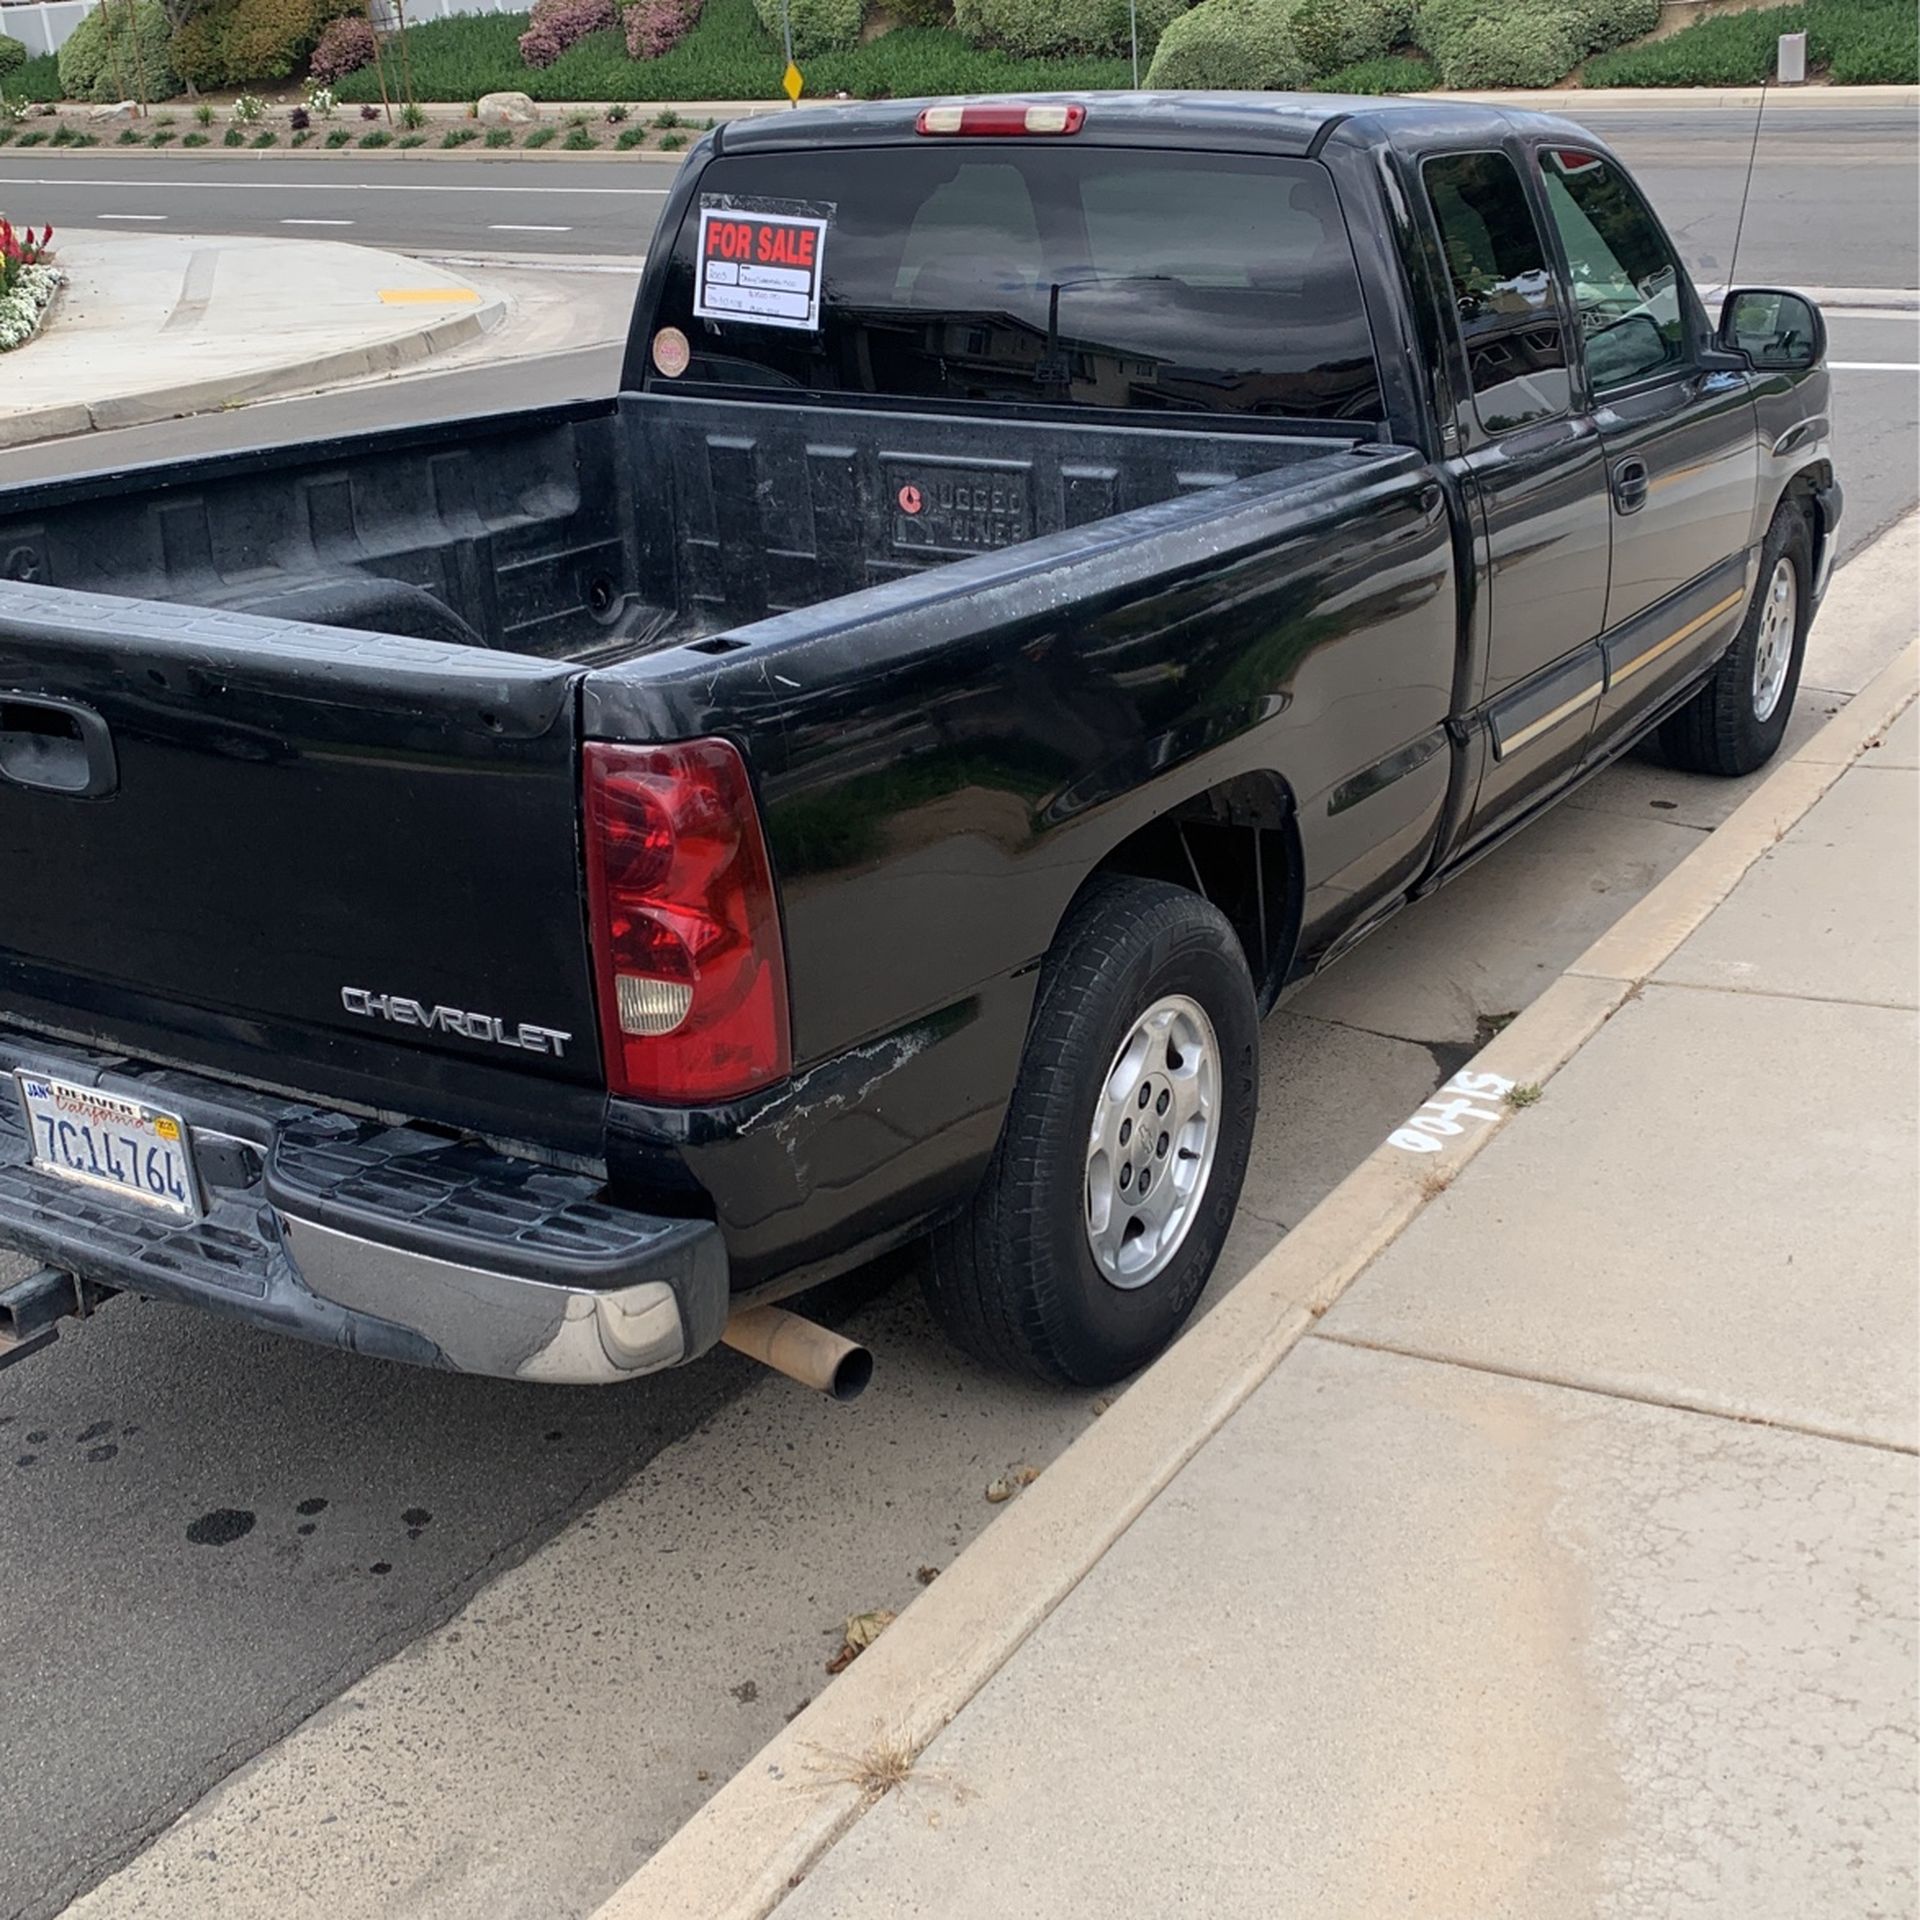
left=651, top=326, right=691, bottom=379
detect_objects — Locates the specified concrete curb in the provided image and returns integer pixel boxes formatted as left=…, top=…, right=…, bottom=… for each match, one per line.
left=0, top=292, right=505, bottom=450
left=595, top=551, right=1920, bottom=1920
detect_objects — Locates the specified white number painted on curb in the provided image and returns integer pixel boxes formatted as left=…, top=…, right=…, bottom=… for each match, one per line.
left=1389, top=1069, right=1515, bottom=1154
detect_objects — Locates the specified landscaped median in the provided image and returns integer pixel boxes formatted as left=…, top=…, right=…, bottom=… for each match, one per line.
left=0, top=0, right=1911, bottom=137
left=0, top=218, right=58, bottom=353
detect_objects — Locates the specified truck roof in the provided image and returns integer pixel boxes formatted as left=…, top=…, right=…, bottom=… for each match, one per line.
left=714, top=90, right=1569, bottom=161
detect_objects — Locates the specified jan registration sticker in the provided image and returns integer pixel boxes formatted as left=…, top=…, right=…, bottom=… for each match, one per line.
left=694, top=203, right=829, bottom=332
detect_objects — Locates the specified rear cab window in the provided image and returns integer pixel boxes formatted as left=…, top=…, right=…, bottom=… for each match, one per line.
left=647, top=145, right=1385, bottom=426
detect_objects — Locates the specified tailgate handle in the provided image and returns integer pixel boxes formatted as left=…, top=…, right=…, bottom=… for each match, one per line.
left=0, top=696, right=118, bottom=799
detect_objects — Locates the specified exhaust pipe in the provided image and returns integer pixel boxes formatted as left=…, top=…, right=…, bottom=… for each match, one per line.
left=721, top=1304, right=873, bottom=1401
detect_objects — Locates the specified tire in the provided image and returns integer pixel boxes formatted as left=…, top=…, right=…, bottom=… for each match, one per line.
left=924, top=875, right=1259, bottom=1387
left=1659, top=505, right=1813, bottom=777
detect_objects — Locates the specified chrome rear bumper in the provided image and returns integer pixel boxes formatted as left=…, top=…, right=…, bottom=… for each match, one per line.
left=0, top=1029, right=729, bottom=1384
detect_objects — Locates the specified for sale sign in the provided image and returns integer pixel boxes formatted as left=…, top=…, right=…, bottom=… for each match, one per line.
left=693, top=198, right=830, bottom=332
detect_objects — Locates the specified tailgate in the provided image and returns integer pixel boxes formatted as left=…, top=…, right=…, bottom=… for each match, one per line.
left=0, top=584, right=605, bottom=1148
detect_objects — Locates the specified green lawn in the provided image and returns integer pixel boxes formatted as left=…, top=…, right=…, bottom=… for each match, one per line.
left=334, top=0, right=1130, bottom=106
left=1585, top=0, right=1916, bottom=86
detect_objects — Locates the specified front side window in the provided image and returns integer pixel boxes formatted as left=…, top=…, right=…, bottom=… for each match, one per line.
left=1537, top=146, right=1687, bottom=391
left=649, top=147, right=1384, bottom=425
left=1422, top=151, right=1570, bottom=435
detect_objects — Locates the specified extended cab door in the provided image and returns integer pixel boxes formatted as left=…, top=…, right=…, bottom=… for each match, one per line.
left=1416, top=147, right=1612, bottom=847
left=1530, top=142, right=1760, bottom=745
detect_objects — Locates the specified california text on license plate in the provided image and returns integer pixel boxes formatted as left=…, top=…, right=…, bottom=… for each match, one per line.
left=15, top=1073, right=199, bottom=1219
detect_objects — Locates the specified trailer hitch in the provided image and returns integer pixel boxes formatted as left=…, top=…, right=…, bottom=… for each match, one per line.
left=0, top=1266, right=117, bottom=1372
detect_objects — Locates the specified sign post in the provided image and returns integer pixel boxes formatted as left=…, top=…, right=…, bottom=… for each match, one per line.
left=781, top=0, right=802, bottom=104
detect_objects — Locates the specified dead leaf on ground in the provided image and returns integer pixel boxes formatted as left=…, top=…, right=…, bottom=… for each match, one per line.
left=915, top=1564, right=941, bottom=1585
left=826, top=1608, right=897, bottom=1673
left=986, top=1463, right=1041, bottom=1504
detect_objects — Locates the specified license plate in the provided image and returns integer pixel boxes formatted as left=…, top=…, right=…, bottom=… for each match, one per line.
left=15, top=1073, right=199, bottom=1219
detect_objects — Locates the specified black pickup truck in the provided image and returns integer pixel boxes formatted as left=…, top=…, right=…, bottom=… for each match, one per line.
left=0, top=94, right=1838, bottom=1392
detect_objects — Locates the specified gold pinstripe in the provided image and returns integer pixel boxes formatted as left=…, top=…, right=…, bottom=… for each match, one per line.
left=1608, top=589, right=1746, bottom=690
left=1500, top=682, right=1604, bottom=756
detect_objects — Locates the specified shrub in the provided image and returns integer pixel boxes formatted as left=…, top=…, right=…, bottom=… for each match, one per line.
left=1290, top=0, right=1409, bottom=75
left=49, top=124, right=98, bottom=144
left=0, top=34, right=26, bottom=77
left=605, top=99, right=628, bottom=117
left=523, top=120, right=556, bottom=143
left=1317, top=50, right=1435, bottom=90
left=956, top=0, right=1190, bottom=59
left=657, top=128, right=683, bottom=147
left=441, top=122, right=478, bottom=144
left=1413, top=0, right=1580, bottom=87
left=231, top=89, right=267, bottom=119
left=396, top=129, right=426, bottom=143
left=251, top=126, right=276, bottom=142
left=1146, top=0, right=1309, bottom=87
left=194, top=100, right=214, bottom=123
left=1564, top=0, right=1656, bottom=55
left=180, top=129, right=206, bottom=143
left=148, top=127, right=175, bottom=143
left=60, top=0, right=180, bottom=105
left=9, top=52, right=61, bottom=100
left=116, top=125, right=143, bottom=141
left=399, top=96, right=425, bottom=126
left=15, top=127, right=47, bottom=144
left=223, top=122, right=245, bottom=141
left=520, top=0, right=613, bottom=65
left=171, top=0, right=359, bottom=87
left=303, top=77, right=338, bottom=111
left=359, top=99, right=378, bottom=117
left=652, top=104, right=678, bottom=123
left=310, top=12, right=376, bottom=80
left=360, top=125, right=390, bottom=142
left=562, top=120, right=595, bottom=145
left=324, top=123, right=350, bottom=143
left=751, top=0, right=859, bottom=55
left=885, top=0, right=952, bottom=25
left=484, top=121, right=514, bottom=142
left=614, top=121, right=645, bottom=145
left=624, top=0, right=702, bottom=59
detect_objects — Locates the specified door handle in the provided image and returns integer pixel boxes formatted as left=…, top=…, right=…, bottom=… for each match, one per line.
left=0, top=695, right=118, bottom=798
left=1611, top=458, right=1651, bottom=515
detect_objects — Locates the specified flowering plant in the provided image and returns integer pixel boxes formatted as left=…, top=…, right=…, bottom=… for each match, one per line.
left=0, top=215, right=58, bottom=352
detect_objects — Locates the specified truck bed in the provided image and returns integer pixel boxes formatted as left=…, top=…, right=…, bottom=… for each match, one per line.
left=0, top=395, right=1369, bottom=665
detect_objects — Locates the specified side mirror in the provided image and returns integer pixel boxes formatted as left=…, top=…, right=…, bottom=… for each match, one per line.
left=1717, top=287, right=1826, bottom=371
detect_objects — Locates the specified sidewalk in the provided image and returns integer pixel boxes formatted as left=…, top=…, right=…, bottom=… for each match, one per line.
left=0, top=232, right=502, bottom=448
left=608, top=539, right=1918, bottom=1917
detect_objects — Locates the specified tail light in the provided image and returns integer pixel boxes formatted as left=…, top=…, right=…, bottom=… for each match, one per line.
left=915, top=103, right=1085, bottom=136
left=583, top=739, right=790, bottom=1104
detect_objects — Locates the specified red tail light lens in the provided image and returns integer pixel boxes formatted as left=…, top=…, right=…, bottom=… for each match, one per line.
left=915, top=103, right=1085, bottom=136
left=583, top=739, right=791, bottom=1104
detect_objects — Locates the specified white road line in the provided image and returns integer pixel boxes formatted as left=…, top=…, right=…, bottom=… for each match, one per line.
left=1830, top=361, right=1920, bottom=372
left=489, top=223, right=573, bottom=233
left=0, top=173, right=671, bottom=197
left=97, top=212, right=166, bottom=221
left=280, top=217, right=354, bottom=226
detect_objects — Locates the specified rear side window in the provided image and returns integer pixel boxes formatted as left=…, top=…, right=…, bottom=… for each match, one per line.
left=648, top=147, right=1384, bottom=425
left=1422, top=150, right=1570, bottom=435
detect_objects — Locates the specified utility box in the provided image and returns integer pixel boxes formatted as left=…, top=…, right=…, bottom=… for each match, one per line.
left=1778, top=30, right=1808, bottom=84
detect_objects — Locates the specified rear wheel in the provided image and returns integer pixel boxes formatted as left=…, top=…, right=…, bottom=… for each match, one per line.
left=924, top=876, right=1259, bottom=1386
left=1660, top=505, right=1812, bottom=777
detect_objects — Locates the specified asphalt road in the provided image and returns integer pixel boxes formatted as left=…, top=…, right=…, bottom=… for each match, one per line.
left=0, top=101, right=1914, bottom=284
left=0, top=101, right=1916, bottom=1920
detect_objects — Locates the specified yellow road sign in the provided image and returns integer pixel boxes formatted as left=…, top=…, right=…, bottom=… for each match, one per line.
left=782, top=61, right=804, bottom=102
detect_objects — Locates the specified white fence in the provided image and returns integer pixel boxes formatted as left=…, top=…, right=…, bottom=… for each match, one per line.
left=0, top=0, right=521, bottom=61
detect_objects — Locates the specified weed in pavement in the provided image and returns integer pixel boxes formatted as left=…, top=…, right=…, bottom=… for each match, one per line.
left=1506, top=1083, right=1544, bottom=1110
